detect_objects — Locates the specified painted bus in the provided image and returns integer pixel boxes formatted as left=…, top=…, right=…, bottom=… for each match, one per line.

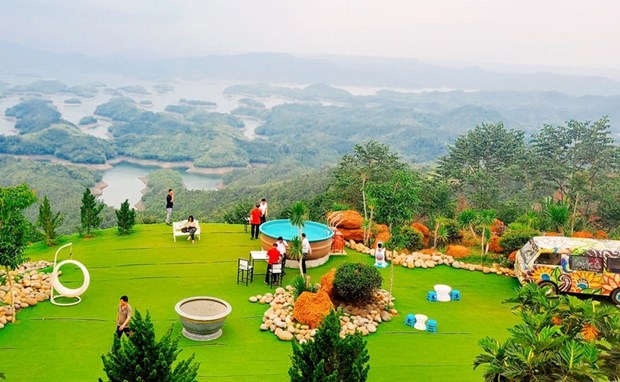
left=514, top=236, right=620, bottom=304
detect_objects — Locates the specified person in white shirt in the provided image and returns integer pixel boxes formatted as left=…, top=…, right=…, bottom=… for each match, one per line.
left=276, top=236, right=288, bottom=272
left=301, top=232, right=312, bottom=274
left=259, top=198, right=268, bottom=224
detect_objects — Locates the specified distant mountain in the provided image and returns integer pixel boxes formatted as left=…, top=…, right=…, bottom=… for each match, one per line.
left=1, top=40, right=620, bottom=96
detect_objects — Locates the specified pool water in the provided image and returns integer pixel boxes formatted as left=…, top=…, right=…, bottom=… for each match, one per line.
left=259, top=219, right=334, bottom=241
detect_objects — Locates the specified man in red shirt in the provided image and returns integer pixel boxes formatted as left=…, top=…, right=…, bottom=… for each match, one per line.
left=250, top=204, right=262, bottom=239
left=265, top=243, right=281, bottom=284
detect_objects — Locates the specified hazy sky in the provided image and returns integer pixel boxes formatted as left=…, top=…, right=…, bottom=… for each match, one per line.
left=2, top=0, right=619, bottom=76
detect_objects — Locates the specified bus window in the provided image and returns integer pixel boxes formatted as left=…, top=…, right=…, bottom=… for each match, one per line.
left=535, top=253, right=561, bottom=266
left=569, top=256, right=603, bottom=273
left=607, top=257, right=620, bottom=274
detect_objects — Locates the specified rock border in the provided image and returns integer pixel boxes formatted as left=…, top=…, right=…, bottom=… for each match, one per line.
left=346, top=240, right=516, bottom=277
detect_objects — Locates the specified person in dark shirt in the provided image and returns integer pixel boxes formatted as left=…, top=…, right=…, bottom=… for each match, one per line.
left=165, top=189, right=174, bottom=225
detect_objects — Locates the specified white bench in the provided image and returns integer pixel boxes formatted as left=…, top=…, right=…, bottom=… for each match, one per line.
left=172, top=220, right=201, bottom=242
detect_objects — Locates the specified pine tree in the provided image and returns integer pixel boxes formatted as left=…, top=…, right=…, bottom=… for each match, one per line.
left=115, top=199, right=136, bottom=236
left=289, top=309, right=370, bottom=382
left=36, top=195, right=64, bottom=246
left=80, top=187, right=104, bottom=237
left=99, top=310, right=199, bottom=382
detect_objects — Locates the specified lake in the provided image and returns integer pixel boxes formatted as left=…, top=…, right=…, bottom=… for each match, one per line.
left=99, top=162, right=222, bottom=208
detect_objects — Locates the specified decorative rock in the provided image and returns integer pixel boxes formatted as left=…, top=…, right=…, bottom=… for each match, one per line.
left=249, top=296, right=258, bottom=303
left=276, top=329, right=293, bottom=341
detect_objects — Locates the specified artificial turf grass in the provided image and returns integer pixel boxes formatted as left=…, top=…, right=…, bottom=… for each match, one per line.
left=0, top=223, right=520, bottom=381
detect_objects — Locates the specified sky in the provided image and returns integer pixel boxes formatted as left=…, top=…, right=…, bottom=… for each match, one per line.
left=1, top=0, right=620, bottom=78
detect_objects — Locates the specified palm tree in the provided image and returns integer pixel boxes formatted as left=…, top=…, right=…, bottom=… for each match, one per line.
left=477, top=209, right=495, bottom=256
left=543, top=197, right=571, bottom=234
left=432, top=216, right=450, bottom=249
left=362, top=196, right=377, bottom=246
left=457, top=209, right=478, bottom=239
left=288, top=201, right=309, bottom=276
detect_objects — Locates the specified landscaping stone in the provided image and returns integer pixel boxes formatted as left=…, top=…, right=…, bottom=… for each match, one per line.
left=0, top=261, right=52, bottom=330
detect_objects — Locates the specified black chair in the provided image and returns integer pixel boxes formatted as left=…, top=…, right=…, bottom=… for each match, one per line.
left=237, top=258, right=253, bottom=286
left=268, top=263, right=283, bottom=288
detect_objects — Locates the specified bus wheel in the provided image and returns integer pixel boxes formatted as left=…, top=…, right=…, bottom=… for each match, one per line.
left=610, top=289, right=620, bottom=305
left=538, top=281, right=557, bottom=295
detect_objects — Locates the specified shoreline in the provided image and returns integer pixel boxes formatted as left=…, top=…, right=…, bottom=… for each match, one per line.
left=0, top=153, right=247, bottom=174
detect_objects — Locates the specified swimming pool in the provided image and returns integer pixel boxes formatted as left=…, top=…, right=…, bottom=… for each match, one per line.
left=259, top=219, right=334, bottom=260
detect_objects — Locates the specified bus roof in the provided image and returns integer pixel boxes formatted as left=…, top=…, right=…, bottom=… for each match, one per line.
left=530, top=236, right=620, bottom=255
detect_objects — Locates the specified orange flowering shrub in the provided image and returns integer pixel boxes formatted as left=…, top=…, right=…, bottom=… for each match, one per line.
left=572, top=231, right=594, bottom=239
left=410, top=222, right=430, bottom=247
left=446, top=245, right=471, bottom=258
left=595, top=230, right=608, bottom=239
left=491, top=219, right=506, bottom=236
left=488, top=235, right=503, bottom=253
left=461, top=231, right=481, bottom=247
left=508, top=251, right=517, bottom=262
left=319, top=268, right=337, bottom=303
left=292, top=290, right=334, bottom=329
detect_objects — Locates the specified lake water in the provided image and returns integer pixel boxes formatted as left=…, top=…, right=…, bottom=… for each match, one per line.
left=99, top=162, right=222, bottom=208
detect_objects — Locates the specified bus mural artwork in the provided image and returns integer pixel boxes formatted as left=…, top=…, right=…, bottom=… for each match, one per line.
left=514, top=236, right=620, bottom=304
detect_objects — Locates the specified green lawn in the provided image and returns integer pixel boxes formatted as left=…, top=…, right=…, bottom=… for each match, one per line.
left=0, top=223, right=520, bottom=381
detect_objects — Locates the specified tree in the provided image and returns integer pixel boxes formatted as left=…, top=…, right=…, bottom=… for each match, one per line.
left=436, top=122, right=528, bottom=210
left=329, top=140, right=406, bottom=212
left=80, top=187, right=104, bottom=237
left=288, top=201, right=309, bottom=276
left=457, top=209, right=478, bottom=239
left=542, top=197, right=571, bottom=234
left=367, top=168, right=420, bottom=310
left=99, top=310, right=199, bottom=382
left=0, top=184, right=37, bottom=317
left=116, top=199, right=136, bottom=236
left=477, top=209, right=496, bottom=256
left=289, top=309, right=370, bottom=382
left=530, top=117, right=620, bottom=221
left=36, top=195, right=64, bottom=246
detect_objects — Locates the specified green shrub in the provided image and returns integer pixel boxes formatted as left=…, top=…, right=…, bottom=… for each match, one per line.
left=223, top=200, right=254, bottom=224
left=136, top=212, right=157, bottom=224
left=387, top=226, right=424, bottom=251
left=499, top=227, right=539, bottom=253
left=333, top=262, right=382, bottom=305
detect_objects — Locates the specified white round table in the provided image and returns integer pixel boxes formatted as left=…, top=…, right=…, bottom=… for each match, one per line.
left=413, top=314, right=428, bottom=330
left=434, top=284, right=452, bottom=302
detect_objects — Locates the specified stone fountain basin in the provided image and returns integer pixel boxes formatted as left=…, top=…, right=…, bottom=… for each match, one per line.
left=175, top=296, right=232, bottom=341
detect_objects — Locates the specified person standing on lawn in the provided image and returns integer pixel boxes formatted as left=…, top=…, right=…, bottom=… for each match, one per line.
left=165, top=189, right=174, bottom=225
left=265, top=243, right=281, bottom=284
left=250, top=204, right=262, bottom=239
left=115, top=295, right=132, bottom=338
left=259, top=198, right=268, bottom=224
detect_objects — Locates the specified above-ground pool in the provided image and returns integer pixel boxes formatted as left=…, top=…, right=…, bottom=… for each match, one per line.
left=259, top=219, right=334, bottom=261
